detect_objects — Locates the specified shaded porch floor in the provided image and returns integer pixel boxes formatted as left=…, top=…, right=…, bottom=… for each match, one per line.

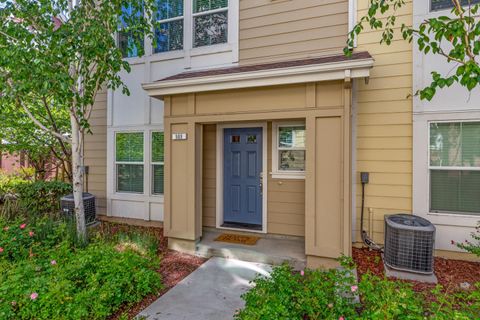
left=196, top=228, right=306, bottom=270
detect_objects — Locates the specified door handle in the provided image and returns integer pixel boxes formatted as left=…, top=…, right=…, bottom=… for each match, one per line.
left=259, top=172, right=263, bottom=195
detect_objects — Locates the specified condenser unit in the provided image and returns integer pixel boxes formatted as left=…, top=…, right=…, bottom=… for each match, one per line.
left=60, top=193, right=96, bottom=226
left=384, top=214, right=435, bottom=274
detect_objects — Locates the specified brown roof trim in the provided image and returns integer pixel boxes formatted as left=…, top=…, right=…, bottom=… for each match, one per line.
left=158, top=52, right=372, bottom=82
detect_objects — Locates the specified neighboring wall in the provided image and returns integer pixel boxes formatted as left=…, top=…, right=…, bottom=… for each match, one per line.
left=202, top=123, right=305, bottom=237
left=354, top=0, right=413, bottom=244
left=412, top=1, right=480, bottom=251
left=84, top=89, right=108, bottom=215
left=239, top=0, right=349, bottom=64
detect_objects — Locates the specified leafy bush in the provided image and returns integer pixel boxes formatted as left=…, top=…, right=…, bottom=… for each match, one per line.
left=237, top=262, right=480, bottom=320
left=358, top=273, right=424, bottom=319
left=236, top=257, right=359, bottom=320
left=0, top=219, right=163, bottom=320
left=0, top=179, right=71, bottom=220
left=455, top=223, right=480, bottom=257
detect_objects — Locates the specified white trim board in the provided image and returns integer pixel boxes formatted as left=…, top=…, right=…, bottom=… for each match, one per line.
left=216, top=122, right=268, bottom=234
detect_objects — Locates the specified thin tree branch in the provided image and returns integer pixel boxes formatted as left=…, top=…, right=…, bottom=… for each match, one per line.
left=16, top=98, right=72, bottom=144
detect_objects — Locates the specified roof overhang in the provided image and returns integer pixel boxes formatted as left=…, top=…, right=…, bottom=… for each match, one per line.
left=142, top=56, right=374, bottom=98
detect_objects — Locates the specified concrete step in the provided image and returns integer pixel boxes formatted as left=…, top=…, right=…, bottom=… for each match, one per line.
left=196, top=231, right=306, bottom=270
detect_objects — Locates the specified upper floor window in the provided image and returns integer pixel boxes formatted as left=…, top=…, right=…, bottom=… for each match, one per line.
left=193, top=0, right=228, bottom=47
left=431, top=0, right=480, bottom=11
left=154, top=0, right=184, bottom=53
left=119, top=4, right=144, bottom=58
left=429, top=122, right=480, bottom=215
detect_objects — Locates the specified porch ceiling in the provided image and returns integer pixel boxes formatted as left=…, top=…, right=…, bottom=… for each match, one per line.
left=142, top=52, right=374, bottom=98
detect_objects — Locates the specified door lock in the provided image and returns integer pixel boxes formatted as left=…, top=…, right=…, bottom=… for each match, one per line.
left=259, top=172, right=263, bottom=195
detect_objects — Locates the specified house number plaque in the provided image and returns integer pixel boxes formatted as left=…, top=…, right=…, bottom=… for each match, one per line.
left=172, top=133, right=188, bottom=141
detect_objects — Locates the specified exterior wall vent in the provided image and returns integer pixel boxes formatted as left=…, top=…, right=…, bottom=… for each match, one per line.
left=384, top=214, right=435, bottom=274
left=60, top=193, right=96, bottom=226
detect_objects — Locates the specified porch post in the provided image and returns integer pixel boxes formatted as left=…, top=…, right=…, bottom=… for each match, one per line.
left=305, top=81, right=352, bottom=268
left=164, top=117, right=203, bottom=254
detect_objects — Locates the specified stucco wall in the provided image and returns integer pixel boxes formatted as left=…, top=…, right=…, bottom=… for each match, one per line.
left=354, top=0, right=413, bottom=244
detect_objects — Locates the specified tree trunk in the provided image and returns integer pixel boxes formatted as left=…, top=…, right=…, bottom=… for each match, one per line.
left=70, top=114, right=87, bottom=243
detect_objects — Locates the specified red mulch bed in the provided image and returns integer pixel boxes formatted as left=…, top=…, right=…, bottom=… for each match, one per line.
left=353, top=247, right=480, bottom=294
left=99, top=223, right=207, bottom=320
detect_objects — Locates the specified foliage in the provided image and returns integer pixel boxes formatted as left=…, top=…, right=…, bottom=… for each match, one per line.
left=0, top=218, right=162, bottom=320
left=0, top=172, right=71, bottom=220
left=427, top=284, right=480, bottom=319
left=455, top=223, right=480, bottom=257
left=345, top=0, right=480, bottom=101
left=358, top=273, right=424, bottom=319
left=237, top=263, right=480, bottom=319
left=0, top=103, right=71, bottom=181
left=236, top=257, right=359, bottom=320
left=0, top=0, right=161, bottom=241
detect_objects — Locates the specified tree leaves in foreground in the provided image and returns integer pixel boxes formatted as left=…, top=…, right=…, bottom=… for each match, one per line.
left=345, top=0, right=480, bottom=101
left=0, top=0, right=159, bottom=242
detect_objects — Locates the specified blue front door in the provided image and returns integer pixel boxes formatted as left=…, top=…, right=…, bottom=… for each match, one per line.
left=223, top=127, right=263, bottom=226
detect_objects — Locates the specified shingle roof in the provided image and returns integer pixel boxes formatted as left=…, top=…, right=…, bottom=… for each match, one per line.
left=158, top=51, right=372, bottom=82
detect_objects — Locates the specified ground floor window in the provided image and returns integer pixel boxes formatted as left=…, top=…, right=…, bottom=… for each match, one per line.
left=115, top=132, right=144, bottom=193
left=429, top=121, right=480, bottom=215
left=152, top=132, right=165, bottom=195
left=272, top=122, right=306, bottom=179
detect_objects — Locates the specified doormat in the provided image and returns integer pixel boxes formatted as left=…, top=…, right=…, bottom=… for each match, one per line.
left=214, top=233, right=260, bottom=246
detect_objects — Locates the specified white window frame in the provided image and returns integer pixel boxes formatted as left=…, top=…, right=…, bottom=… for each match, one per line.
left=151, top=131, right=165, bottom=195
left=192, top=1, right=229, bottom=49
left=271, top=121, right=306, bottom=180
left=413, top=112, right=480, bottom=229
left=114, top=131, right=145, bottom=194
left=153, top=0, right=185, bottom=54
left=427, top=120, right=480, bottom=216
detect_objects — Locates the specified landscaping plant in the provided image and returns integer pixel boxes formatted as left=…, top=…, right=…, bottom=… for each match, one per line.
left=237, top=260, right=480, bottom=319
left=0, top=218, right=163, bottom=320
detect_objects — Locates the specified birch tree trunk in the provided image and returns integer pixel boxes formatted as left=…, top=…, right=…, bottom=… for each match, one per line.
left=70, top=113, right=86, bottom=243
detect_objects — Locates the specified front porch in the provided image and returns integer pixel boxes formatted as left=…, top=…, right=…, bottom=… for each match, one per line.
left=143, top=52, right=374, bottom=268
left=197, top=228, right=306, bottom=270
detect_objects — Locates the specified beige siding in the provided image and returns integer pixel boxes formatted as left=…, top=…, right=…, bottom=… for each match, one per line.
left=355, top=0, right=413, bottom=244
left=84, top=89, right=107, bottom=215
left=239, top=0, right=349, bottom=64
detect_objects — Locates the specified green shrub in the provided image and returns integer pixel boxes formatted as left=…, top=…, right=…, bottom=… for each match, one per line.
left=455, top=223, right=480, bottom=257
left=426, top=284, right=480, bottom=320
left=358, top=273, right=424, bottom=319
left=236, top=257, right=359, bottom=320
left=0, top=219, right=162, bottom=320
left=0, top=180, right=71, bottom=220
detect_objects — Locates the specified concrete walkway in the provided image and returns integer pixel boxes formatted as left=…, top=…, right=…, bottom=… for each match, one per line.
left=137, top=257, right=271, bottom=320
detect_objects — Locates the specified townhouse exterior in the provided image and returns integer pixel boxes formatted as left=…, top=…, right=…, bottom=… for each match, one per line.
left=84, top=0, right=479, bottom=267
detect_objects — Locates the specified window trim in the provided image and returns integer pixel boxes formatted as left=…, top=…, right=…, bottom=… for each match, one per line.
left=271, top=121, right=306, bottom=180
left=427, top=120, right=480, bottom=216
left=151, top=131, right=165, bottom=196
left=114, top=131, right=145, bottom=194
